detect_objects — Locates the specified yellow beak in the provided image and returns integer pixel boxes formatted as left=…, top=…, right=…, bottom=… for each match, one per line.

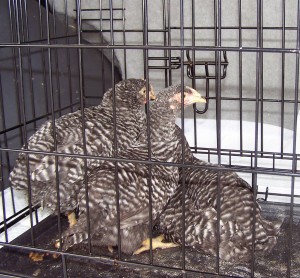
left=149, top=87, right=156, bottom=100
left=186, top=86, right=206, bottom=104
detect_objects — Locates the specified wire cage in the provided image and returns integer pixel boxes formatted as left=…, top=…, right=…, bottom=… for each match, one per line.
left=0, top=0, right=300, bottom=277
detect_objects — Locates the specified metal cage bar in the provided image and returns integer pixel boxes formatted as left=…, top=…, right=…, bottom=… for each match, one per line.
left=0, top=0, right=300, bottom=277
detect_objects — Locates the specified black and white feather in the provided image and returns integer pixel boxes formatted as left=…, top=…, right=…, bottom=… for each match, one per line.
left=9, top=79, right=154, bottom=216
left=156, top=133, right=281, bottom=262
left=60, top=84, right=205, bottom=253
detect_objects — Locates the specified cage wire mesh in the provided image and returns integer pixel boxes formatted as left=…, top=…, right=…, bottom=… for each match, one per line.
left=0, top=0, right=300, bottom=277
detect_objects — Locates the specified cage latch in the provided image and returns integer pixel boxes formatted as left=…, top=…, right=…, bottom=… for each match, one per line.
left=186, top=50, right=229, bottom=79
left=186, top=51, right=229, bottom=114
left=264, top=187, right=269, bottom=201
left=256, top=186, right=269, bottom=202
left=148, top=56, right=181, bottom=70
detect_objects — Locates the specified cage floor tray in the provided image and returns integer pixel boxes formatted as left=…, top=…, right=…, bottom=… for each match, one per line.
left=0, top=202, right=299, bottom=278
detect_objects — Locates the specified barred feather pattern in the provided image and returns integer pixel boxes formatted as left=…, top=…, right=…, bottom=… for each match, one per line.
left=157, top=154, right=281, bottom=262
left=60, top=85, right=194, bottom=253
left=9, top=79, right=149, bottom=215
left=62, top=151, right=178, bottom=253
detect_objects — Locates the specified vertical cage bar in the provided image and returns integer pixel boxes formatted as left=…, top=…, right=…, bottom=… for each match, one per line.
left=287, top=57, right=298, bottom=278
left=9, top=0, right=24, bottom=149
left=214, top=0, right=222, bottom=274
left=52, top=2, right=63, bottom=118
left=215, top=0, right=222, bottom=273
left=163, top=0, right=168, bottom=85
left=287, top=1, right=300, bottom=276
left=179, top=0, right=186, bottom=271
left=0, top=69, right=15, bottom=217
left=142, top=0, right=154, bottom=263
left=64, top=0, right=75, bottom=113
left=0, top=71, right=8, bottom=242
left=108, top=0, right=121, bottom=259
left=238, top=0, right=243, bottom=154
left=251, top=0, right=263, bottom=275
left=167, top=0, right=172, bottom=86
left=14, top=0, right=35, bottom=247
left=23, top=0, right=37, bottom=130
left=122, top=0, right=127, bottom=79
left=6, top=0, right=18, bottom=215
left=45, top=1, right=64, bottom=268
left=0, top=151, right=8, bottom=243
left=61, top=254, right=68, bottom=278
left=38, top=0, right=50, bottom=118
left=280, top=0, right=286, bottom=157
left=17, top=0, right=25, bottom=42
left=192, top=0, right=198, bottom=154
left=76, top=0, right=92, bottom=255
left=260, top=0, right=264, bottom=155
left=99, top=0, right=106, bottom=97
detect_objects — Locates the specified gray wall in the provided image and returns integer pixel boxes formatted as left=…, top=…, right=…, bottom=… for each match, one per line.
left=50, top=0, right=299, bottom=132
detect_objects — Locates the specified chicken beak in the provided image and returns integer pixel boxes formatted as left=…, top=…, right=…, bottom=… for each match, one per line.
left=149, top=89, right=156, bottom=101
left=142, top=85, right=156, bottom=103
left=186, top=87, right=206, bottom=104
